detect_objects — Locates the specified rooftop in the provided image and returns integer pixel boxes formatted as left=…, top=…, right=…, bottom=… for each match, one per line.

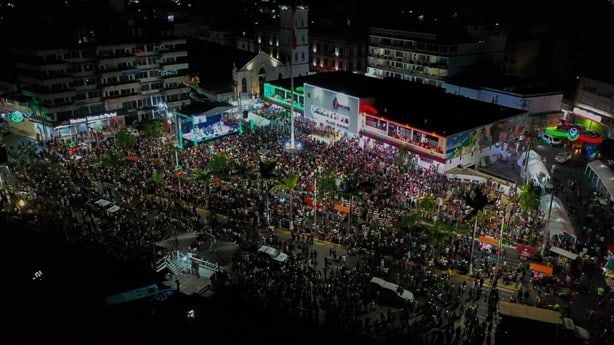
left=188, top=38, right=257, bottom=91
left=268, top=71, right=524, bottom=136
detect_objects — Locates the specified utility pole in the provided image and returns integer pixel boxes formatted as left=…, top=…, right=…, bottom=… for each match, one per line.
left=288, top=4, right=296, bottom=150
left=469, top=215, right=478, bottom=276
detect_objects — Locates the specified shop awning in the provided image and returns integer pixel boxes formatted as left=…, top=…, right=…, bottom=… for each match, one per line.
left=530, top=262, right=554, bottom=276
left=479, top=235, right=499, bottom=246
left=549, top=246, right=579, bottom=260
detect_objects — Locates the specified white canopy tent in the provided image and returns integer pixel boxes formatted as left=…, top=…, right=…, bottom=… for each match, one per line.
left=585, top=160, right=614, bottom=202
left=518, top=150, right=551, bottom=189
left=540, top=194, right=576, bottom=242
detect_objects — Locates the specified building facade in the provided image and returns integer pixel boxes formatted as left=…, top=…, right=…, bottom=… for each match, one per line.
left=264, top=72, right=526, bottom=173
left=309, top=31, right=367, bottom=74
left=571, top=76, right=614, bottom=138
left=366, top=26, right=506, bottom=88
left=2, top=38, right=191, bottom=139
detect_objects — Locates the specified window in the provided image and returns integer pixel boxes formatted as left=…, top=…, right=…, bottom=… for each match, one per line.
left=302, top=51, right=305, bottom=61
left=241, top=78, right=247, bottom=93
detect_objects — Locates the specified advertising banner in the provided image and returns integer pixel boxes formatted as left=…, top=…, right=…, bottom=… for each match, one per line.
left=303, top=84, right=359, bottom=135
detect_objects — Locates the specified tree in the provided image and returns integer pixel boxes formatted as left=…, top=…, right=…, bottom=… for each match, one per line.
left=258, top=158, right=277, bottom=225
left=338, top=171, right=370, bottom=232
left=207, top=153, right=229, bottom=179
left=463, top=185, right=493, bottom=275
left=271, top=172, right=299, bottom=230
left=144, top=120, right=165, bottom=138
left=394, top=145, right=416, bottom=172
left=317, top=167, right=339, bottom=199
left=114, top=129, right=138, bottom=150
left=147, top=170, right=166, bottom=191
left=519, top=182, right=541, bottom=216
left=100, top=150, right=123, bottom=170
left=418, top=196, right=437, bottom=221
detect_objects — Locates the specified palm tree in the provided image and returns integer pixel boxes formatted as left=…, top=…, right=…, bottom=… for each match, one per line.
left=114, top=129, right=138, bottom=150
left=418, top=196, right=437, bottom=222
left=271, top=172, right=299, bottom=230
left=259, top=159, right=277, bottom=225
left=338, top=172, right=370, bottom=232
left=394, top=145, right=416, bottom=172
left=207, top=153, right=229, bottom=179
left=147, top=170, right=166, bottom=192
left=519, top=182, right=541, bottom=220
left=463, top=185, right=493, bottom=275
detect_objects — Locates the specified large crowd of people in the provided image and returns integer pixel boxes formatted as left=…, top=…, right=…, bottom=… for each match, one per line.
left=1, top=106, right=612, bottom=344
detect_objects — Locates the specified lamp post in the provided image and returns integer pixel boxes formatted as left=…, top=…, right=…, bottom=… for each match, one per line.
left=313, top=166, right=320, bottom=230
left=288, top=5, right=296, bottom=150
left=541, top=179, right=559, bottom=257
left=469, top=215, right=478, bottom=276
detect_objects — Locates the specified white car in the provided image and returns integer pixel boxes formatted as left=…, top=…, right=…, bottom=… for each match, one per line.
left=257, top=245, right=288, bottom=264
left=370, top=277, right=414, bottom=307
left=91, top=198, right=121, bottom=217
left=554, top=151, right=572, bottom=164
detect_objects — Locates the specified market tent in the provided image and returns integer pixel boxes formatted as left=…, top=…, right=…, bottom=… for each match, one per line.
left=549, top=246, right=578, bottom=260
left=585, top=160, right=614, bottom=202
left=540, top=194, right=576, bottom=241
left=479, top=235, right=499, bottom=246
left=518, top=150, right=551, bottom=189
left=530, top=262, right=554, bottom=276
left=499, top=301, right=561, bottom=325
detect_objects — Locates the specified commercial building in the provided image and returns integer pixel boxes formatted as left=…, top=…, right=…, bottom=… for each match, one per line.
left=309, top=29, right=367, bottom=74
left=0, top=38, right=191, bottom=140
left=570, top=76, right=614, bottom=138
left=264, top=71, right=526, bottom=172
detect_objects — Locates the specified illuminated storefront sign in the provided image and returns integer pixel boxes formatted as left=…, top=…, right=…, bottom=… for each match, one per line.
left=304, top=84, right=358, bottom=134
left=69, top=112, right=118, bottom=124
left=10, top=111, right=24, bottom=123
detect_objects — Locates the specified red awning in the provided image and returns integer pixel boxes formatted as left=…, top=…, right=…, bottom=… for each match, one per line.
left=517, top=244, right=538, bottom=256
left=360, top=103, right=379, bottom=115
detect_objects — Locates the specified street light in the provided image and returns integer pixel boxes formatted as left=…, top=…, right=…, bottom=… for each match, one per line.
left=469, top=215, right=478, bottom=276
left=541, top=178, right=560, bottom=256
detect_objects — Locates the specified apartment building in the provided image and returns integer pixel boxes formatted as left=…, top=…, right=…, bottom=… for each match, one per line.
left=309, top=30, right=367, bottom=74
left=367, top=26, right=506, bottom=88
left=4, top=38, right=191, bottom=138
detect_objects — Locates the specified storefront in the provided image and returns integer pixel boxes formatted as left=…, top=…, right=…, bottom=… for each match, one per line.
left=303, top=84, right=360, bottom=137
left=51, top=112, right=125, bottom=140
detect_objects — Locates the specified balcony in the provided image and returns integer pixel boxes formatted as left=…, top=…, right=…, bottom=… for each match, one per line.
left=367, top=63, right=445, bottom=80
left=369, top=41, right=449, bottom=56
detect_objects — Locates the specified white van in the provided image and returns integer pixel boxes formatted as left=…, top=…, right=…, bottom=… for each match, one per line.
left=538, top=132, right=563, bottom=147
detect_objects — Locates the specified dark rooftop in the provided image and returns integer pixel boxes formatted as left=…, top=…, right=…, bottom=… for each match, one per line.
left=179, top=101, right=232, bottom=116
left=268, top=71, right=524, bottom=136
left=188, top=38, right=257, bottom=91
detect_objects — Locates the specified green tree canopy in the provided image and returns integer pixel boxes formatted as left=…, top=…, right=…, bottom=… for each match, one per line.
left=144, top=120, right=165, bottom=138
left=207, top=153, right=229, bottom=177
left=394, top=145, right=416, bottom=172
left=271, top=172, right=299, bottom=193
left=258, top=159, right=277, bottom=179
left=100, top=150, right=123, bottom=170
left=147, top=170, right=165, bottom=186
left=114, top=129, right=138, bottom=150
left=519, top=182, right=541, bottom=214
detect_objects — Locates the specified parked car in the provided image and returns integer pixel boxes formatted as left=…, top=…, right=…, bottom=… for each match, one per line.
left=88, top=198, right=121, bottom=218
left=538, top=132, right=563, bottom=147
left=369, top=277, right=414, bottom=308
left=554, top=151, right=573, bottom=164
left=257, top=245, right=288, bottom=265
